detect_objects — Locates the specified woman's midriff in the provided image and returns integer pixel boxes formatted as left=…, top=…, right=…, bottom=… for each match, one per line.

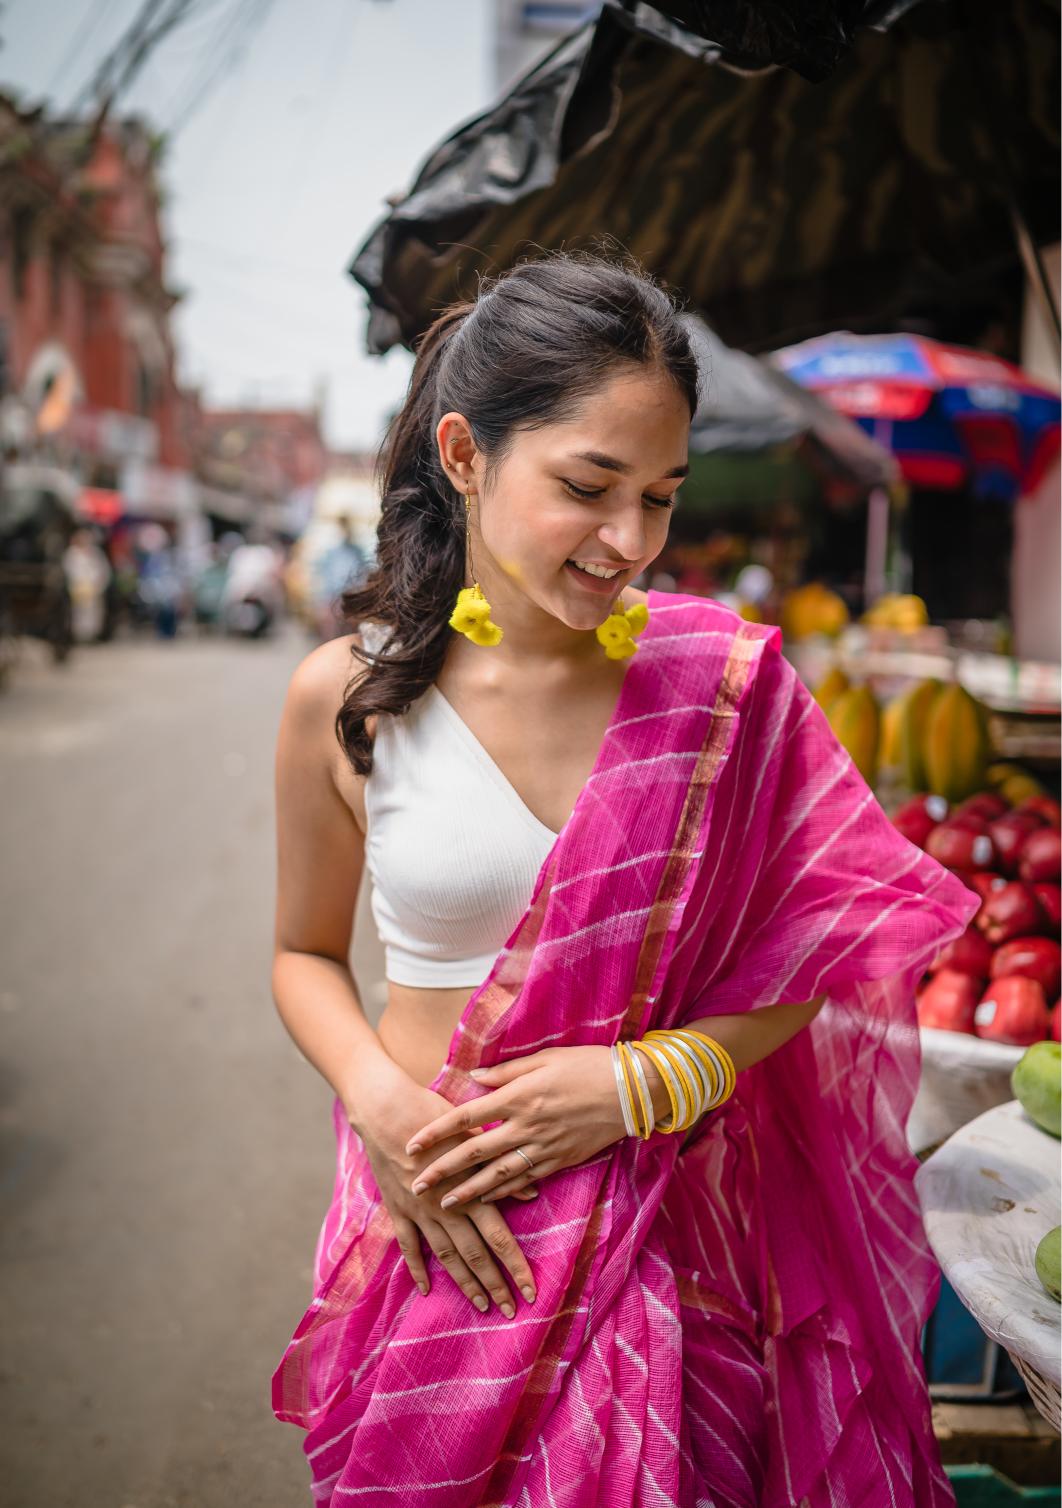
left=376, top=980, right=479, bottom=1090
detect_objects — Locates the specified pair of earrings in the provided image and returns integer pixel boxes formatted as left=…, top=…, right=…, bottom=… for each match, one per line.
left=448, top=490, right=650, bottom=659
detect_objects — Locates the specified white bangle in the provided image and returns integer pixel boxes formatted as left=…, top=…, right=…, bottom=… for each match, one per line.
left=610, top=1045, right=639, bottom=1138
left=626, top=1044, right=657, bottom=1136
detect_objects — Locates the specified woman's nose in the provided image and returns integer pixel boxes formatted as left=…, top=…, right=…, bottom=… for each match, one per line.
left=598, top=509, right=647, bottom=563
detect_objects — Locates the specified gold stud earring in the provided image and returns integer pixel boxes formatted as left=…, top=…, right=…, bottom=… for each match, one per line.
left=449, top=490, right=503, bottom=646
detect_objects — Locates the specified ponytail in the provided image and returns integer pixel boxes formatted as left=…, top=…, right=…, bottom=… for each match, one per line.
left=336, top=302, right=473, bottom=774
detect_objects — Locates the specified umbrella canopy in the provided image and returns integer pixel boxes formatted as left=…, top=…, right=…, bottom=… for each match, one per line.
left=772, top=332, right=1061, bottom=500
left=350, top=0, right=1059, bottom=357
left=684, top=315, right=897, bottom=492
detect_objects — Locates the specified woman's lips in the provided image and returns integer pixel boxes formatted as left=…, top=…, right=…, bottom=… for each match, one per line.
left=564, top=560, right=625, bottom=593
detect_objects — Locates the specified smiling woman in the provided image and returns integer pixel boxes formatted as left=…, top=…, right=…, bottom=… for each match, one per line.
left=269, top=251, right=977, bottom=1508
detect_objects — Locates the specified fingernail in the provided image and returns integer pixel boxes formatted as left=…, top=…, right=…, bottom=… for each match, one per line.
left=520, top=1286, right=536, bottom=1303
left=411, top=1181, right=428, bottom=1196
left=468, top=1069, right=485, bottom=1079
left=406, top=1142, right=423, bottom=1155
left=501, top=1303, right=515, bottom=1319
left=439, top=1194, right=457, bottom=1209
left=473, top=1296, right=489, bottom=1312
left=526, top=1189, right=539, bottom=1198
left=417, top=1282, right=428, bottom=1296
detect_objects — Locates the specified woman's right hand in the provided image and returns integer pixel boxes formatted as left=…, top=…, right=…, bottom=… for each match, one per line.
left=356, top=1083, right=539, bottom=1318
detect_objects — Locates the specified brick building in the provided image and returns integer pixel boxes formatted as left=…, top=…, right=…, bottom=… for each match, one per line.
left=0, top=94, right=192, bottom=527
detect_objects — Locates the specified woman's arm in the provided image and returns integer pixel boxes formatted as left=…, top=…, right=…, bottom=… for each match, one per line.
left=402, top=996, right=830, bottom=1207
left=272, top=639, right=412, bottom=1129
left=635, top=995, right=828, bottom=1122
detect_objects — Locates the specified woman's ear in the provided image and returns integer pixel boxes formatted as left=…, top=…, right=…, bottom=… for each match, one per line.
left=436, top=411, right=478, bottom=490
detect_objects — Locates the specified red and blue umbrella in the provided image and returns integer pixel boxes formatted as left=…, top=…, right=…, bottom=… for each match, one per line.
left=772, top=333, right=1060, bottom=503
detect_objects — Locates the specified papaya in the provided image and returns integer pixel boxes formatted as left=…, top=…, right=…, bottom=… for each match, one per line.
left=814, top=666, right=850, bottom=713
left=828, top=685, right=881, bottom=786
left=923, top=684, right=991, bottom=803
left=880, top=693, right=905, bottom=770
left=895, top=678, right=943, bottom=791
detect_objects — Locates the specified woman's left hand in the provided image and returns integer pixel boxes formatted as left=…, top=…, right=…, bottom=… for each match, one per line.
left=403, top=1046, right=627, bottom=1208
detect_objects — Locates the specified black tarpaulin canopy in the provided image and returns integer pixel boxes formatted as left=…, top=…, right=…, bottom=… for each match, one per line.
left=350, top=0, right=1059, bottom=357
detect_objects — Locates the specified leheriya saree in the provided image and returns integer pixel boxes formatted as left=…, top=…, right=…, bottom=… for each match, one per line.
left=273, top=591, right=979, bottom=1506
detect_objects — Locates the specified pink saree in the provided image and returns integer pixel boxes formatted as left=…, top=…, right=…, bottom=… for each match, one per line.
left=273, top=591, right=979, bottom=1506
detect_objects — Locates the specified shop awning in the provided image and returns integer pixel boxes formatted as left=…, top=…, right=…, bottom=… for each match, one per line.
left=350, top=0, right=1059, bottom=356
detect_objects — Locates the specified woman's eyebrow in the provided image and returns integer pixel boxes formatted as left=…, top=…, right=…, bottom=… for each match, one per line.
left=567, top=449, right=689, bottom=479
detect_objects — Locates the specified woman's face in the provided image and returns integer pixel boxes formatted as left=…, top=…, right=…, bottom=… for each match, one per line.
left=442, top=365, right=690, bottom=635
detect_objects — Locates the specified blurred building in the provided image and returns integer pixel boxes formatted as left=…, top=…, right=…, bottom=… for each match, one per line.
left=0, top=93, right=195, bottom=535
left=187, top=402, right=330, bottom=540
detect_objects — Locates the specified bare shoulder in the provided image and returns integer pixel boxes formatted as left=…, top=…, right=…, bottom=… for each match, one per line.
left=283, top=632, right=367, bottom=732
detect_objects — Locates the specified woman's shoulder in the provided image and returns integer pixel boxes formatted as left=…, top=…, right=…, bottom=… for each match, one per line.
left=283, top=631, right=377, bottom=742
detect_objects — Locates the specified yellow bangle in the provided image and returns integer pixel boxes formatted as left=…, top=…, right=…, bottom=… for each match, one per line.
left=617, top=1040, right=654, bottom=1139
left=673, top=1030, right=736, bottom=1106
left=615, top=1041, right=644, bottom=1138
left=638, top=1036, right=700, bottom=1130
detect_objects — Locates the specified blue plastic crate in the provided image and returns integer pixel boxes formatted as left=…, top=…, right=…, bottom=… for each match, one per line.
left=923, top=1273, right=1029, bottom=1404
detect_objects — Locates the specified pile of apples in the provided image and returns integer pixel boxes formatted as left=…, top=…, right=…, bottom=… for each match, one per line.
left=895, top=790, right=1062, bottom=1046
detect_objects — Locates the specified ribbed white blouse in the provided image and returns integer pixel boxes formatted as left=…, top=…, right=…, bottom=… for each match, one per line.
left=358, top=622, right=558, bottom=987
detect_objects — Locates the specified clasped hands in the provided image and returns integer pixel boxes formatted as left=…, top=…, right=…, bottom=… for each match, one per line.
left=405, top=1044, right=628, bottom=1207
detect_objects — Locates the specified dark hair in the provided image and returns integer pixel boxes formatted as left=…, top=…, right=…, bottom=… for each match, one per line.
left=336, top=251, right=699, bottom=774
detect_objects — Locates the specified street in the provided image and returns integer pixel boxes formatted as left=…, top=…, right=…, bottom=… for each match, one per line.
left=0, top=627, right=344, bottom=1507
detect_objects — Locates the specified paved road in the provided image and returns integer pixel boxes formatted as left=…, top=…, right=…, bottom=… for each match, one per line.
left=0, top=627, right=359, bottom=1507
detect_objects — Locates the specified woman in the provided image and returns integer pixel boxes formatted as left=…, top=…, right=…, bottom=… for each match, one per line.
left=271, top=254, right=978, bottom=1506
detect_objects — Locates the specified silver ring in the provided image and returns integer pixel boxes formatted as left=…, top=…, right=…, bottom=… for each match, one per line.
left=514, top=1147, right=534, bottom=1172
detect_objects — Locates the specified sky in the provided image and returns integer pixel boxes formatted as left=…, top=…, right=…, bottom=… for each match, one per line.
left=0, top=0, right=503, bottom=450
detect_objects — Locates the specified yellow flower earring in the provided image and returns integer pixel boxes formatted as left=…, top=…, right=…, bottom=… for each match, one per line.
left=595, top=596, right=650, bottom=660
left=449, top=489, right=503, bottom=647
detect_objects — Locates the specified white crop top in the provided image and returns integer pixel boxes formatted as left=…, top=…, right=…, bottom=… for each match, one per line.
left=358, top=622, right=558, bottom=987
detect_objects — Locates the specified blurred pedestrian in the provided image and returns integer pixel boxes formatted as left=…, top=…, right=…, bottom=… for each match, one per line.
left=62, top=528, right=111, bottom=643
left=310, top=516, right=368, bottom=640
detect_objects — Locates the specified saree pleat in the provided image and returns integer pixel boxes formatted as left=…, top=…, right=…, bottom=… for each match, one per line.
left=274, top=593, right=979, bottom=1506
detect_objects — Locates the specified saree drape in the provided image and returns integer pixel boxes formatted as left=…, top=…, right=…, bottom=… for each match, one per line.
left=273, top=591, right=980, bottom=1507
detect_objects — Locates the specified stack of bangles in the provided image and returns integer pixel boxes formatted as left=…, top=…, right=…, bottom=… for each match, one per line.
left=610, top=1029, right=737, bottom=1138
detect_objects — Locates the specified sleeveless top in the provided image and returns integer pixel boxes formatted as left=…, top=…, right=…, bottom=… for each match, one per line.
left=358, top=621, right=558, bottom=987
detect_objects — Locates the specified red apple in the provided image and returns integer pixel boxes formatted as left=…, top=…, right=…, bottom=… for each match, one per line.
left=929, top=924, right=994, bottom=980
left=974, top=976, right=1050, bottom=1045
left=1050, top=1000, right=1061, bottom=1042
left=956, top=792, right=1010, bottom=822
left=968, top=872, right=1008, bottom=902
left=990, top=936, right=1062, bottom=1002
left=925, top=823, right=996, bottom=873
left=1019, top=828, right=1062, bottom=884
left=949, top=810, right=992, bottom=835
left=893, top=794, right=950, bottom=849
left=976, top=882, right=1045, bottom=944
left=1032, top=883, right=1062, bottom=935
left=1017, top=795, right=1061, bottom=829
left=989, top=813, right=1044, bottom=875
left=917, top=969, right=981, bottom=1033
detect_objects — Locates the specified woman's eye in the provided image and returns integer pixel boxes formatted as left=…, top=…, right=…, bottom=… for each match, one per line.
left=644, top=494, right=675, bottom=510
left=561, top=480, right=603, bottom=500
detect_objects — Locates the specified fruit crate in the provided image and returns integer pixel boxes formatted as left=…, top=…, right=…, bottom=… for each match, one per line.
left=945, top=1464, right=1061, bottom=1504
